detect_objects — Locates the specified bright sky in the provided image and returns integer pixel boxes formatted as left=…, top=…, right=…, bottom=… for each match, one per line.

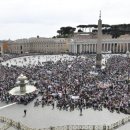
left=0, top=0, right=130, bottom=40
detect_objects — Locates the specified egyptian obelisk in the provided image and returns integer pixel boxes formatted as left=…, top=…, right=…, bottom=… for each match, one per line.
left=96, top=11, right=102, bottom=68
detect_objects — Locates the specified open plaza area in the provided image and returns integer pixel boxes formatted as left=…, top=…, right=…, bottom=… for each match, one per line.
left=0, top=54, right=130, bottom=130
left=0, top=101, right=129, bottom=130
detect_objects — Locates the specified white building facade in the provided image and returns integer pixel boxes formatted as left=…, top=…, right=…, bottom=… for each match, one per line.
left=8, top=37, right=68, bottom=54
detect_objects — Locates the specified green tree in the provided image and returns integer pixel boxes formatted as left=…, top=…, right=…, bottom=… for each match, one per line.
left=57, top=26, right=76, bottom=38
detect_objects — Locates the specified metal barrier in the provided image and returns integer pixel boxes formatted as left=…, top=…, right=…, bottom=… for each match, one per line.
left=0, top=116, right=130, bottom=130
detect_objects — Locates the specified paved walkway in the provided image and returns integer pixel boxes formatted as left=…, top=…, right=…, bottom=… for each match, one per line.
left=0, top=100, right=129, bottom=129
left=0, top=103, right=16, bottom=110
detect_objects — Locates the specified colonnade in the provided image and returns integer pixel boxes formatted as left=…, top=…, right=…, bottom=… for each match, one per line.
left=102, top=43, right=129, bottom=53
left=69, top=42, right=130, bottom=54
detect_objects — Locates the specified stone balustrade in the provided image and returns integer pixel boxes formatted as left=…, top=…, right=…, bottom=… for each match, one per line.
left=0, top=115, right=130, bottom=130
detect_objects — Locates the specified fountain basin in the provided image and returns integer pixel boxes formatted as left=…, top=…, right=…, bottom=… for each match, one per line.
left=9, top=85, right=37, bottom=95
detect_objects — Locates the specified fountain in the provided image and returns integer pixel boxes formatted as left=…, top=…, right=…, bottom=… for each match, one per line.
left=9, top=74, right=37, bottom=95
left=17, top=74, right=28, bottom=93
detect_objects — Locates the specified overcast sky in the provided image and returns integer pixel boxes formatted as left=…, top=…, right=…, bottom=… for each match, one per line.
left=0, top=0, right=130, bottom=40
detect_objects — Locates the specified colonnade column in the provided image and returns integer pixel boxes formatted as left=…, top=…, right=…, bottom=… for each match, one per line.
left=75, top=44, right=77, bottom=54
left=119, top=44, right=122, bottom=53
left=94, top=44, right=96, bottom=53
left=80, top=44, right=82, bottom=53
left=106, top=44, right=108, bottom=52
left=123, top=44, right=125, bottom=53
left=110, top=44, right=112, bottom=52
left=86, top=44, right=88, bottom=52
left=92, top=44, right=94, bottom=53
left=118, top=44, right=120, bottom=53
left=88, top=44, right=90, bottom=53
left=113, top=44, right=115, bottom=53
left=116, top=44, right=118, bottom=53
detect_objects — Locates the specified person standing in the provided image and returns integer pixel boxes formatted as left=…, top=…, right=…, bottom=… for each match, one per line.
left=79, top=106, right=83, bottom=116
left=24, top=109, right=27, bottom=117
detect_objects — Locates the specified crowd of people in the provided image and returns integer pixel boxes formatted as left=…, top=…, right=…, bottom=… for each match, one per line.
left=0, top=54, right=130, bottom=114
